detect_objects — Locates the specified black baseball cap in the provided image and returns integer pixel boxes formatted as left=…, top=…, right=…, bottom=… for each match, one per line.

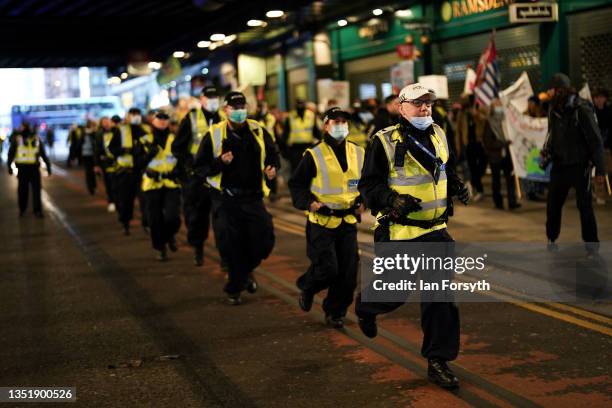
left=201, top=86, right=219, bottom=98
left=155, top=111, right=170, bottom=120
left=323, top=107, right=350, bottom=123
left=128, top=107, right=142, bottom=115
left=224, top=91, right=247, bottom=108
left=111, top=115, right=122, bottom=124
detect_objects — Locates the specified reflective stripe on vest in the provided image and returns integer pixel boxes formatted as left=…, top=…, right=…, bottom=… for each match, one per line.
left=15, top=136, right=39, bottom=164
left=190, top=109, right=211, bottom=156
left=116, top=125, right=134, bottom=168
left=376, top=124, right=449, bottom=240
left=206, top=119, right=270, bottom=197
left=288, top=110, right=315, bottom=145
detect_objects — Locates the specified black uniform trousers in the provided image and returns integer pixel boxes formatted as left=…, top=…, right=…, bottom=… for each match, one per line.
left=145, top=187, right=181, bottom=251
left=17, top=165, right=42, bottom=214
left=102, top=168, right=115, bottom=204
left=491, top=155, right=517, bottom=208
left=182, top=177, right=212, bottom=249
left=466, top=141, right=487, bottom=194
left=82, top=155, right=97, bottom=195
left=136, top=172, right=148, bottom=228
left=211, top=196, right=275, bottom=294
left=355, top=228, right=460, bottom=362
left=546, top=164, right=599, bottom=243
left=113, top=171, right=139, bottom=228
left=297, top=220, right=359, bottom=318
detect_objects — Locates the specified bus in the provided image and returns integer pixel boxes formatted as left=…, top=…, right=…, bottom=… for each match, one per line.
left=10, top=96, right=124, bottom=131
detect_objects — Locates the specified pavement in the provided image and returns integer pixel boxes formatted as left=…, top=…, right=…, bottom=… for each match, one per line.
left=0, top=162, right=611, bottom=407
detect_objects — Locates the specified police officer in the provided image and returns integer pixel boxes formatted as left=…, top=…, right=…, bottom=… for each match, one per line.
left=139, top=111, right=182, bottom=261
left=281, top=98, right=321, bottom=174
left=7, top=122, right=52, bottom=217
left=67, top=123, right=84, bottom=167
left=96, top=117, right=119, bottom=213
left=288, top=107, right=365, bottom=328
left=172, top=86, right=223, bottom=266
left=541, top=73, right=606, bottom=252
left=193, top=91, right=279, bottom=305
left=348, top=102, right=369, bottom=149
left=81, top=119, right=98, bottom=195
left=108, top=108, right=150, bottom=235
left=355, top=84, right=470, bottom=389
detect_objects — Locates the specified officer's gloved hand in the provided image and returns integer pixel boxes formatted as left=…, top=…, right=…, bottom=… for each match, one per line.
left=457, top=184, right=470, bottom=205
left=388, top=192, right=422, bottom=217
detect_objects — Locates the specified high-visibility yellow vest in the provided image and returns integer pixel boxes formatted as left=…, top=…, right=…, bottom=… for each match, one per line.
left=206, top=119, right=270, bottom=197
left=15, top=135, right=39, bottom=164
left=257, top=113, right=277, bottom=142
left=307, top=141, right=364, bottom=229
left=347, top=121, right=368, bottom=149
left=102, top=131, right=117, bottom=173
left=288, top=110, right=316, bottom=145
left=375, top=124, right=449, bottom=241
left=434, top=106, right=449, bottom=134
left=141, top=133, right=180, bottom=191
left=116, top=125, right=134, bottom=169
left=189, top=109, right=215, bottom=156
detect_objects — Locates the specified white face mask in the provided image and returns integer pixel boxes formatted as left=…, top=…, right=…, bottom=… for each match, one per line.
left=130, top=116, right=142, bottom=125
left=206, top=98, right=220, bottom=112
left=409, top=115, right=434, bottom=130
left=329, top=123, right=349, bottom=140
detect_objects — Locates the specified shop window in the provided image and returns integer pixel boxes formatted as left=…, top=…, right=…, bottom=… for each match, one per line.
left=580, top=32, right=612, bottom=90
left=359, top=83, right=377, bottom=100
left=381, top=83, right=393, bottom=98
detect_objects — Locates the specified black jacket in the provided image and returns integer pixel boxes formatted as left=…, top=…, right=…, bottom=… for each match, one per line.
left=545, top=96, right=606, bottom=175
left=7, top=131, right=51, bottom=170
left=172, top=108, right=222, bottom=174
left=359, top=118, right=464, bottom=214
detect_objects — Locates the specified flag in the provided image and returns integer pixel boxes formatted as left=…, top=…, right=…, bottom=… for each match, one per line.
left=463, top=67, right=477, bottom=95
left=473, top=33, right=500, bottom=106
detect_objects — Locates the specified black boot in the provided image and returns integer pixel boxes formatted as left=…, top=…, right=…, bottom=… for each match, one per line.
left=194, top=246, right=204, bottom=267
left=428, top=359, right=459, bottom=389
left=226, top=293, right=242, bottom=306
left=157, top=249, right=168, bottom=262
left=325, top=314, right=344, bottom=329
left=123, top=224, right=130, bottom=236
left=358, top=316, right=377, bottom=338
left=298, top=291, right=314, bottom=312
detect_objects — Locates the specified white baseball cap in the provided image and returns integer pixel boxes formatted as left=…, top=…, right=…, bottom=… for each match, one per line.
left=399, top=83, right=437, bottom=103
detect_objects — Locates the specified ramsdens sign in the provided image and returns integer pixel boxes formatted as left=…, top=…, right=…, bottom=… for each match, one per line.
left=440, top=0, right=515, bottom=23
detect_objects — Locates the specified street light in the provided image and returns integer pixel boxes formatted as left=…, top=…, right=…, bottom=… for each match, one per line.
left=266, top=10, right=284, bottom=18
left=197, top=40, right=211, bottom=48
left=373, top=8, right=383, bottom=16
left=247, top=19, right=264, bottom=27
left=337, top=19, right=348, bottom=27
left=210, top=33, right=226, bottom=41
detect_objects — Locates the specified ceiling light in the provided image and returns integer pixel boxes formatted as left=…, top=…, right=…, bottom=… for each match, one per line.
left=223, top=34, right=237, bottom=44
left=373, top=8, right=383, bottom=16
left=173, top=51, right=185, bottom=58
left=210, top=33, right=225, bottom=41
left=197, top=40, right=211, bottom=48
left=266, top=10, right=284, bottom=18
left=337, top=19, right=348, bottom=27
left=120, top=72, right=128, bottom=79
left=201, top=68, right=209, bottom=75
left=148, top=61, right=161, bottom=70
left=395, top=9, right=413, bottom=18
left=209, top=43, right=218, bottom=51
left=247, top=19, right=264, bottom=27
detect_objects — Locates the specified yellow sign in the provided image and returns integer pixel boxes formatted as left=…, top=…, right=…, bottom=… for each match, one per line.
left=441, top=0, right=514, bottom=22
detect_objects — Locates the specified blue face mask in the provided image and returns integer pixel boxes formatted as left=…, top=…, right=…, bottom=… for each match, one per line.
left=229, top=108, right=247, bottom=124
left=409, top=115, right=434, bottom=130
left=329, top=123, right=349, bottom=140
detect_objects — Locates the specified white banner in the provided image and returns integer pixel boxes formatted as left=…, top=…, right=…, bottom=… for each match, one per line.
left=418, top=75, right=449, bottom=99
left=316, top=80, right=350, bottom=110
left=499, top=72, right=550, bottom=182
left=390, top=60, right=414, bottom=94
